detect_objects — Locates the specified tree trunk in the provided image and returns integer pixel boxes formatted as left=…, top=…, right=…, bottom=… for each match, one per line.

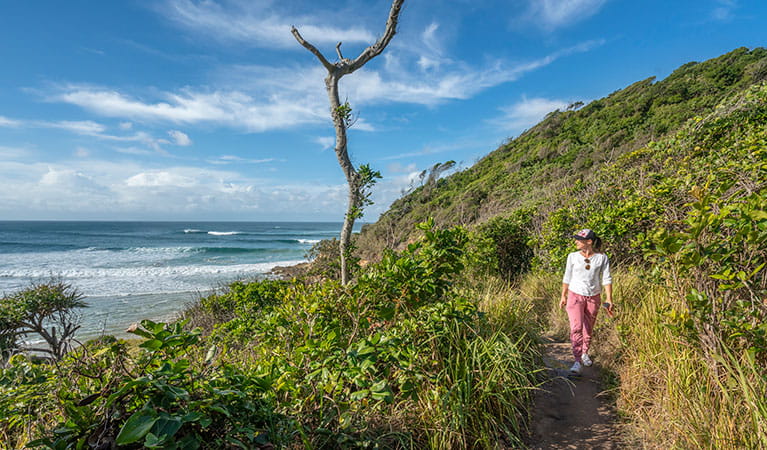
left=326, top=73, right=360, bottom=284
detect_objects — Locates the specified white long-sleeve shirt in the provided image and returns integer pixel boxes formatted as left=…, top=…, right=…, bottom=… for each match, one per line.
left=562, top=251, right=612, bottom=296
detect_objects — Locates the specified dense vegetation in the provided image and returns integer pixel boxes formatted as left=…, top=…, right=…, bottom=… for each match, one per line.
left=1, top=47, right=765, bottom=448
left=1, top=222, right=540, bottom=448
left=357, top=47, right=767, bottom=262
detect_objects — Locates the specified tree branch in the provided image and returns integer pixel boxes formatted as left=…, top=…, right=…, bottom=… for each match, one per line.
left=349, top=0, right=405, bottom=72
left=291, top=26, right=334, bottom=71
left=336, top=42, right=345, bottom=61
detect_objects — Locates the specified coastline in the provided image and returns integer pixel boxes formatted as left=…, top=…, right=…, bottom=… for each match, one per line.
left=25, top=261, right=314, bottom=347
left=267, top=261, right=311, bottom=280
left=84, top=259, right=307, bottom=340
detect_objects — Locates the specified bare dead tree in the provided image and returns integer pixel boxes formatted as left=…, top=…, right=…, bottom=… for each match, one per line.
left=291, top=0, right=405, bottom=285
left=425, top=160, right=456, bottom=186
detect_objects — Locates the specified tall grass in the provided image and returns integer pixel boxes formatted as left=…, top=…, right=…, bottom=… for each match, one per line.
left=473, top=275, right=548, bottom=336
left=413, top=277, right=542, bottom=449
left=418, top=325, right=540, bottom=448
left=582, top=270, right=767, bottom=448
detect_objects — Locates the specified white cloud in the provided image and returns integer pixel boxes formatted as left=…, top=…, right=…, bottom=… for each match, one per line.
left=75, top=147, right=90, bottom=157
left=0, top=115, right=106, bottom=135
left=115, top=147, right=153, bottom=156
left=81, top=47, right=105, bottom=56
left=0, top=116, right=22, bottom=127
left=52, top=84, right=327, bottom=132
left=524, top=0, right=608, bottom=30
left=125, top=170, right=197, bottom=187
left=0, top=115, right=171, bottom=153
left=0, top=146, right=31, bottom=159
left=168, top=130, right=192, bottom=146
left=206, top=155, right=276, bottom=165
left=158, top=0, right=375, bottom=49
left=350, top=117, right=376, bottom=132
left=314, top=136, right=335, bottom=150
left=387, top=162, right=417, bottom=174
left=380, top=139, right=480, bottom=161
left=54, top=88, right=224, bottom=122
left=90, top=130, right=172, bottom=154
left=416, top=22, right=446, bottom=72
left=421, top=22, right=442, bottom=55
left=39, top=167, right=101, bottom=192
left=711, top=0, right=737, bottom=21
left=119, top=121, right=133, bottom=130
left=492, top=96, right=570, bottom=133
left=47, top=120, right=106, bottom=135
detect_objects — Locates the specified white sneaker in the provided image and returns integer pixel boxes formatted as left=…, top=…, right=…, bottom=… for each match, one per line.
left=581, top=353, right=593, bottom=367
left=569, top=361, right=583, bottom=375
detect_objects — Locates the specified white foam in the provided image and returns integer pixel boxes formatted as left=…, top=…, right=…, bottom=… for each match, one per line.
left=183, top=229, right=205, bottom=233
left=1, top=247, right=195, bottom=274
left=298, top=239, right=321, bottom=244
left=0, top=259, right=306, bottom=297
left=208, top=231, right=242, bottom=236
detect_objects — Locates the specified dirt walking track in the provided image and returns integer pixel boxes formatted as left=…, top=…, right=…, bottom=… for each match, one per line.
left=523, top=339, right=626, bottom=449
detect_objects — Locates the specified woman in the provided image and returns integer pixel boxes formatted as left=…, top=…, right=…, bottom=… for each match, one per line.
left=559, top=229, right=613, bottom=374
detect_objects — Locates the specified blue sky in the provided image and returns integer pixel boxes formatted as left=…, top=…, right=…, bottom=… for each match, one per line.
left=1, top=0, right=764, bottom=221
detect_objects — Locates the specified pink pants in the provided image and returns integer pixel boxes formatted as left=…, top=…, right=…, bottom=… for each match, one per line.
left=566, top=290, right=601, bottom=362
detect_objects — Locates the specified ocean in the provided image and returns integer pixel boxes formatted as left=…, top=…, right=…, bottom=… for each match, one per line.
left=0, top=221, right=346, bottom=341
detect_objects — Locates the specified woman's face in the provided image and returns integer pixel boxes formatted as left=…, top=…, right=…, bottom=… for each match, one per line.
left=575, top=238, right=592, bottom=250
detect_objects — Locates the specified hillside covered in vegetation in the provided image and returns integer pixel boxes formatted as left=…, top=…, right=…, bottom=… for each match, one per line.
left=357, top=47, right=767, bottom=267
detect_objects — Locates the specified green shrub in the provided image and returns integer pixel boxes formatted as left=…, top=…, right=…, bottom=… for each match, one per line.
left=26, top=320, right=280, bottom=449
left=473, top=209, right=535, bottom=280
left=0, top=280, right=86, bottom=361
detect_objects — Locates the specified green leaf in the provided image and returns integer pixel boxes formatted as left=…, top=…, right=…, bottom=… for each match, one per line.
left=178, top=434, right=202, bottom=449
left=370, top=389, right=394, bottom=403
left=199, top=416, right=213, bottom=428
left=359, top=358, right=374, bottom=372
left=115, top=410, right=159, bottom=445
left=181, top=411, right=204, bottom=423
left=205, top=345, right=218, bottom=364
left=163, top=336, right=186, bottom=347
left=371, top=380, right=387, bottom=392
left=76, top=392, right=101, bottom=406
left=164, top=385, right=190, bottom=401
left=140, top=339, right=163, bottom=351
left=349, top=389, right=369, bottom=401
left=209, top=404, right=231, bottom=417
left=379, top=306, right=395, bottom=320
left=143, top=432, right=164, bottom=448
left=141, top=319, right=160, bottom=332
left=128, top=327, right=154, bottom=340
left=750, top=262, right=766, bottom=278
left=151, top=416, right=183, bottom=441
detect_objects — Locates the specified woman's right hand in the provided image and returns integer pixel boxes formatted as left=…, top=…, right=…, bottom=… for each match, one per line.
left=559, top=296, right=567, bottom=309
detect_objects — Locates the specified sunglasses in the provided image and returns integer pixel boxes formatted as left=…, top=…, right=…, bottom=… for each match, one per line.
left=584, top=258, right=591, bottom=270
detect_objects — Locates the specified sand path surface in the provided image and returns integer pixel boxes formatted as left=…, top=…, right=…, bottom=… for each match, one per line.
left=524, top=338, right=627, bottom=449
